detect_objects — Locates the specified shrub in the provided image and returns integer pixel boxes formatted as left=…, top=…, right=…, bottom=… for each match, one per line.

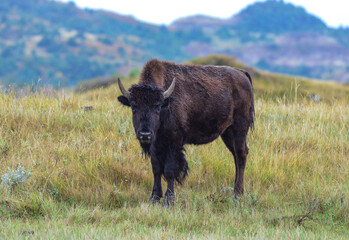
left=1, top=163, right=31, bottom=191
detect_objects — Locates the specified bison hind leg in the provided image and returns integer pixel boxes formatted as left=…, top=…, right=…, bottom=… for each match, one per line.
left=221, top=119, right=250, bottom=195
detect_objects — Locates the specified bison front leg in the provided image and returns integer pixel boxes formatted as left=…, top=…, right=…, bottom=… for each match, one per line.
left=163, top=151, right=178, bottom=207
left=163, top=173, right=175, bottom=207
left=149, top=157, right=163, bottom=204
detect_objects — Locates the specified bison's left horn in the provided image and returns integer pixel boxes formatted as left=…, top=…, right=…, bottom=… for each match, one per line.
left=163, top=78, right=176, bottom=99
left=118, top=78, right=130, bottom=99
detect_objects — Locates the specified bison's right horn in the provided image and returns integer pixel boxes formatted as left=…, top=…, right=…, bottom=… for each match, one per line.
left=163, top=78, right=176, bottom=99
left=118, top=78, right=130, bottom=99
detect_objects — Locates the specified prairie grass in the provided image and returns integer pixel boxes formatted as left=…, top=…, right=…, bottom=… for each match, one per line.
left=0, top=81, right=348, bottom=239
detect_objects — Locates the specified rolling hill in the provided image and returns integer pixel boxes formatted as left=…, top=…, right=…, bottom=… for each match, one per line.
left=77, top=55, right=349, bottom=104
left=172, top=1, right=349, bottom=83
left=0, top=0, right=349, bottom=88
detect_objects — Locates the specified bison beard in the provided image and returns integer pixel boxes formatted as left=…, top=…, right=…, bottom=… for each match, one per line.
left=117, top=59, right=254, bottom=206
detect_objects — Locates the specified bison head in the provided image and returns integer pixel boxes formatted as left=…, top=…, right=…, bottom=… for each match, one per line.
left=117, top=78, right=175, bottom=147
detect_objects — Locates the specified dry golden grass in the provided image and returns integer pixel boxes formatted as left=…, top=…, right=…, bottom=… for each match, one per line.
left=0, top=79, right=348, bottom=238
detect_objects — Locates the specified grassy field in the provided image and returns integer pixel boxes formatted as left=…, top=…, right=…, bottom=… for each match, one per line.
left=0, top=68, right=349, bottom=239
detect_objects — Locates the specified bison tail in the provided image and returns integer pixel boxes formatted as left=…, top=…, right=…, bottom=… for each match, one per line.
left=250, top=94, right=255, bottom=131
left=241, top=70, right=255, bottom=131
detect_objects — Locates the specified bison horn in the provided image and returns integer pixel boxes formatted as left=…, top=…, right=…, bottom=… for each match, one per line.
left=163, top=78, right=176, bottom=99
left=118, top=78, right=130, bottom=99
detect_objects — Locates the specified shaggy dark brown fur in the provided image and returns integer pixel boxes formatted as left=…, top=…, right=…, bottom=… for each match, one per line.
left=118, top=59, right=254, bottom=206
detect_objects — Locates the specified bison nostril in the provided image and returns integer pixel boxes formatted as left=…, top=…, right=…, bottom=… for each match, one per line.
left=138, top=131, right=152, bottom=141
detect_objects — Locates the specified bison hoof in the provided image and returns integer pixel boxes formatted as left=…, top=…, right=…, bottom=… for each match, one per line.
left=233, top=187, right=244, bottom=196
left=163, top=194, right=175, bottom=207
left=149, top=195, right=161, bottom=204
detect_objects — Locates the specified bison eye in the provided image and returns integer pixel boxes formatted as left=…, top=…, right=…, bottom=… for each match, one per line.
left=154, top=104, right=161, bottom=114
left=131, top=105, right=137, bottom=113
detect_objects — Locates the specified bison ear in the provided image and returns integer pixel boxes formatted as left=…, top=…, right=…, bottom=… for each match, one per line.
left=118, top=96, right=130, bottom=107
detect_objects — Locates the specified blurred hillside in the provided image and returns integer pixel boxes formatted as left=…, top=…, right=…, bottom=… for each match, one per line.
left=77, top=55, right=349, bottom=104
left=0, top=0, right=198, bottom=87
left=0, top=0, right=349, bottom=88
left=172, top=1, right=349, bottom=83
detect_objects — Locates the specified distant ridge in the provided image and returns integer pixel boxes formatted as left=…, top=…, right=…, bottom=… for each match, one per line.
left=171, top=0, right=327, bottom=33
left=170, top=15, right=235, bottom=30
left=0, top=0, right=348, bottom=88
left=233, top=0, right=327, bottom=33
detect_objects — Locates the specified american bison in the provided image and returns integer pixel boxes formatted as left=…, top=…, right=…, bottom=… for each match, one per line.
left=118, top=59, right=254, bottom=206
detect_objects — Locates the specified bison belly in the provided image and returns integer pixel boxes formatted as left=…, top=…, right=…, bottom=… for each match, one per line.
left=185, top=108, right=232, bottom=145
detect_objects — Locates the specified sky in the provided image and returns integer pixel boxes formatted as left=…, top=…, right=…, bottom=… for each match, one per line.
left=58, top=0, right=349, bottom=28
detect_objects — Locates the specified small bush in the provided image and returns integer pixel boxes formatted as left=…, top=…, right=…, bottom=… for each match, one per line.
left=1, top=163, right=31, bottom=191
